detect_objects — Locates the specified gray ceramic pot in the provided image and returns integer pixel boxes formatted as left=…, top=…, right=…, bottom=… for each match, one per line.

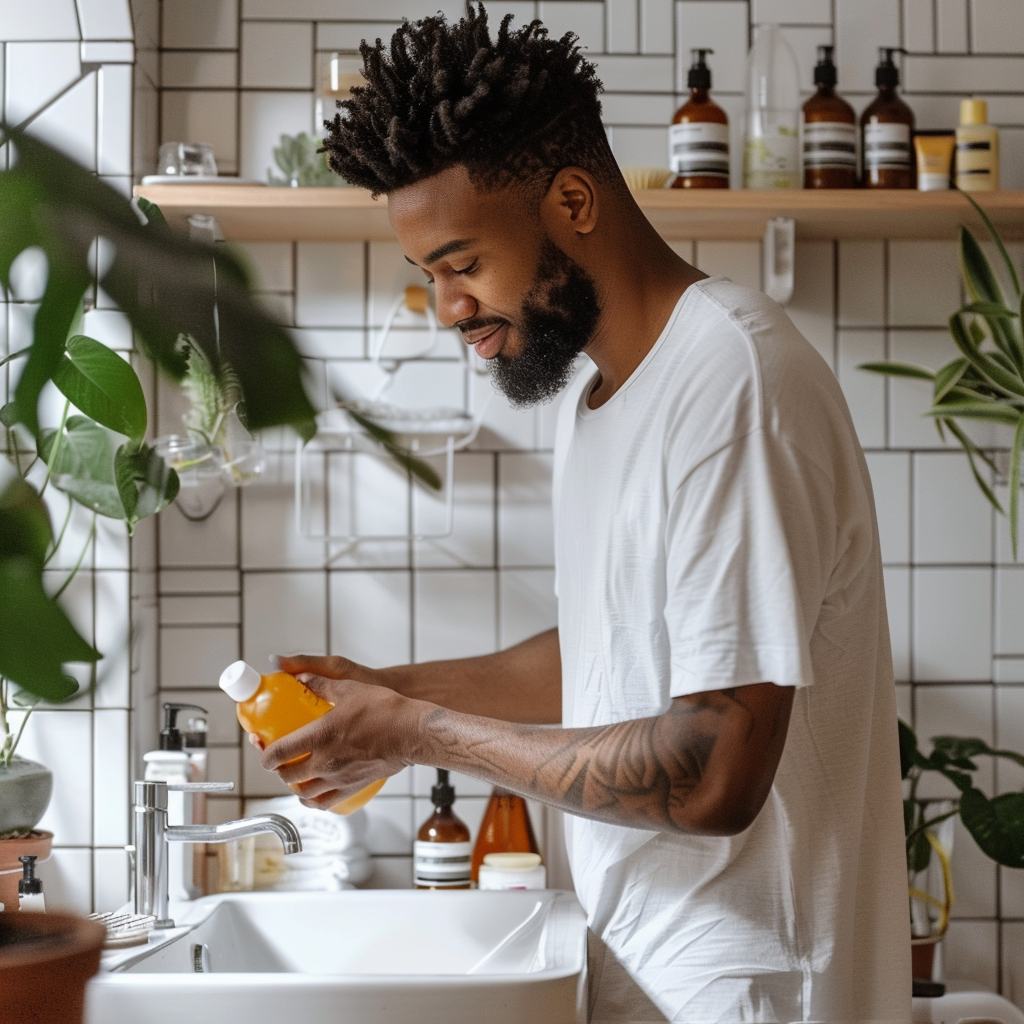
left=0, top=757, right=53, bottom=837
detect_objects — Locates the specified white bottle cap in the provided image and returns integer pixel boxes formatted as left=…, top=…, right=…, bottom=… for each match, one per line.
left=482, top=852, right=542, bottom=870
left=219, top=661, right=262, bottom=702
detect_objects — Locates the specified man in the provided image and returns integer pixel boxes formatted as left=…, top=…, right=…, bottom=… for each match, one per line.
left=260, top=6, right=911, bottom=1021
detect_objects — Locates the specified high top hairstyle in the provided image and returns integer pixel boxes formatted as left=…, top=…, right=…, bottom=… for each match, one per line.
left=322, top=3, right=622, bottom=198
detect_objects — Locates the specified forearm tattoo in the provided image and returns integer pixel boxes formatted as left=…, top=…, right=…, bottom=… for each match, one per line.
left=420, top=688, right=760, bottom=834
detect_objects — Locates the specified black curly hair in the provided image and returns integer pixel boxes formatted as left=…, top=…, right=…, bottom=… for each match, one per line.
left=322, top=3, right=621, bottom=198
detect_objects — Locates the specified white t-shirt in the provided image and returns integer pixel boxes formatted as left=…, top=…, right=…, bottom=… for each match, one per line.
left=552, top=278, right=911, bottom=1024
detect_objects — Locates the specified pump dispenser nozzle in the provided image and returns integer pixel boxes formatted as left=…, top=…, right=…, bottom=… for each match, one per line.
left=688, top=49, right=713, bottom=90
left=18, top=855, right=45, bottom=911
left=431, top=769, right=456, bottom=808
left=813, top=45, right=837, bottom=87
left=160, top=702, right=208, bottom=751
left=875, top=47, right=905, bottom=88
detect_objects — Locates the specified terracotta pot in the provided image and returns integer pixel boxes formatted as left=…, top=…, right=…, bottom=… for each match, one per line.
left=0, top=912, right=106, bottom=1024
left=912, top=935, right=941, bottom=980
left=0, top=831, right=52, bottom=913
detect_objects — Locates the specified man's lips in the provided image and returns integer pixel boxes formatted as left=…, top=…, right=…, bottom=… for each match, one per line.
left=462, top=322, right=508, bottom=359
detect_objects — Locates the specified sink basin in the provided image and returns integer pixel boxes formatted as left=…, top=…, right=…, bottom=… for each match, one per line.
left=85, top=890, right=587, bottom=1024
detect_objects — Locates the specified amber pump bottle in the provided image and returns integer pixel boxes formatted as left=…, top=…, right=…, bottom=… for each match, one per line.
left=470, top=788, right=540, bottom=884
left=414, top=770, right=472, bottom=890
left=802, top=46, right=857, bottom=189
left=860, top=47, right=915, bottom=189
left=670, top=49, right=730, bottom=189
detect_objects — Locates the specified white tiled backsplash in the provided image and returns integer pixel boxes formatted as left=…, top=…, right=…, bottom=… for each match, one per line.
left=3, top=0, right=1024, bottom=1003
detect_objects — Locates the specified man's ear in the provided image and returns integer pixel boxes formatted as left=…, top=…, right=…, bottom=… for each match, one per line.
left=541, top=167, right=599, bottom=240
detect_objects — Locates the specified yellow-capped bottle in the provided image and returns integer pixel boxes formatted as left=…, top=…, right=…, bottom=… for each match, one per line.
left=219, top=660, right=385, bottom=815
left=956, top=98, right=999, bottom=192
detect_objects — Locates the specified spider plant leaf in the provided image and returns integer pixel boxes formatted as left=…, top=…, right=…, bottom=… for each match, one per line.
left=959, top=188, right=1022, bottom=300
left=960, top=225, right=1005, bottom=305
left=1010, top=414, right=1024, bottom=560
left=963, top=301, right=1019, bottom=319
left=858, top=361, right=935, bottom=381
left=925, top=402, right=1022, bottom=424
left=949, top=313, right=1024, bottom=399
left=942, top=417, right=1003, bottom=514
left=934, top=359, right=969, bottom=402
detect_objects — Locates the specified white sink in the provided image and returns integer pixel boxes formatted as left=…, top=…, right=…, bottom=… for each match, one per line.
left=85, top=890, right=587, bottom=1024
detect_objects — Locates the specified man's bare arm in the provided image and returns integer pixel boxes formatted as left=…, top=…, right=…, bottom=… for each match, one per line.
left=277, top=627, right=561, bottom=725
left=264, top=677, right=794, bottom=837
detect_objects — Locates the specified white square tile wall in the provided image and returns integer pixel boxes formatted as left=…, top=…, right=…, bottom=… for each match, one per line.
left=8, top=3, right=1024, bottom=999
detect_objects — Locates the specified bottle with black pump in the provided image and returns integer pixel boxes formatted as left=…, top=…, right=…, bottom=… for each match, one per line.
left=670, top=49, right=730, bottom=189
left=414, top=770, right=472, bottom=890
left=144, top=702, right=208, bottom=900
left=861, top=47, right=915, bottom=189
left=18, top=855, right=45, bottom=912
left=802, top=46, right=857, bottom=188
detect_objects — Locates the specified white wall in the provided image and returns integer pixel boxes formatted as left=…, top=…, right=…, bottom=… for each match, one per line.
left=4, top=0, right=1024, bottom=1004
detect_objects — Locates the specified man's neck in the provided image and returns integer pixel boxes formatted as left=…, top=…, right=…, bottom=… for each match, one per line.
left=582, top=215, right=706, bottom=410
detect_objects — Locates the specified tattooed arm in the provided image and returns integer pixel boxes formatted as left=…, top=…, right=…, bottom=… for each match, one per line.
left=261, top=676, right=794, bottom=837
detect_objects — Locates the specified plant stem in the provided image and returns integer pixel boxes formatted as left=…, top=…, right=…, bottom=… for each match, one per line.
left=0, top=347, right=29, bottom=369
left=9, top=705, right=34, bottom=762
left=44, top=495, right=74, bottom=568
left=39, top=398, right=71, bottom=498
left=0, top=677, right=10, bottom=767
left=905, top=808, right=959, bottom=852
left=53, top=512, right=95, bottom=601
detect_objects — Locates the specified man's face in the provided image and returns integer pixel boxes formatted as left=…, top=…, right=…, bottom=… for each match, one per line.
left=388, top=165, right=601, bottom=407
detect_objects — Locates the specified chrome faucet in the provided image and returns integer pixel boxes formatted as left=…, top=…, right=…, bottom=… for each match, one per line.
left=132, top=779, right=302, bottom=927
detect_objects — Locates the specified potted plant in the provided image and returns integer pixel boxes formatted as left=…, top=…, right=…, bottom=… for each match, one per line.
left=899, top=719, right=1024, bottom=978
left=861, top=190, right=1024, bottom=557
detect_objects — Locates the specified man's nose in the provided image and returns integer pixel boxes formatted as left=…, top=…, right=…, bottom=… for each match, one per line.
left=433, top=279, right=477, bottom=329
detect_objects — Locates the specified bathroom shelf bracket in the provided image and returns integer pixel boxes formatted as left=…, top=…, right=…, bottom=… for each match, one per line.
left=763, top=217, right=795, bottom=306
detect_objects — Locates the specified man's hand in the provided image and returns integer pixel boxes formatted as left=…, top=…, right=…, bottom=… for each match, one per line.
left=260, top=673, right=429, bottom=809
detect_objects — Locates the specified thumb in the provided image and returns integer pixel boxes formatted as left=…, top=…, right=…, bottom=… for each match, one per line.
left=295, top=671, right=344, bottom=703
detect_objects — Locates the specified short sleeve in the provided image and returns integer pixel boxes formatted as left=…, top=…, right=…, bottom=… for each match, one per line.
left=664, top=428, right=837, bottom=698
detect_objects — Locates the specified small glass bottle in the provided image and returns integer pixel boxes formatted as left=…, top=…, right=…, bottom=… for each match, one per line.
left=414, top=770, right=472, bottom=890
left=802, top=46, right=857, bottom=189
left=670, top=49, right=730, bottom=189
left=861, top=48, right=915, bottom=189
left=470, top=788, right=539, bottom=884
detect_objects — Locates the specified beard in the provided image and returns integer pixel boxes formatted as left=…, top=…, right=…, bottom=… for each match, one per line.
left=488, top=238, right=601, bottom=408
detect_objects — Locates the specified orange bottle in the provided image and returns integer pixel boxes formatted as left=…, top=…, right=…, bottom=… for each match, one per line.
left=219, top=660, right=385, bottom=814
left=470, top=788, right=540, bottom=883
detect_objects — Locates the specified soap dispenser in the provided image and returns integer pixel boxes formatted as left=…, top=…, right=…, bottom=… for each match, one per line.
left=18, top=856, right=45, bottom=912
left=414, top=770, right=472, bottom=890
left=802, top=46, right=857, bottom=189
left=860, top=48, right=915, bottom=189
left=669, top=49, right=730, bottom=189
left=144, top=702, right=208, bottom=900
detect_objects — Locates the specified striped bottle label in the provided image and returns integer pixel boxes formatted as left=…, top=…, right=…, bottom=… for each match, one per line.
left=413, top=840, right=472, bottom=888
left=803, top=121, right=856, bottom=169
left=669, top=121, right=730, bottom=180
left=863, top=121, right=912, bottom=171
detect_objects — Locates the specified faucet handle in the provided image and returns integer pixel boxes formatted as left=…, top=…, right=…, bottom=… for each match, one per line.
left=167, top=781, right=235, bottom=792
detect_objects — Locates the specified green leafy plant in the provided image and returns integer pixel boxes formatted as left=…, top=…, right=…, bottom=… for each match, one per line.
left=860, top=191, right=1024, bottom=557
left=0, top=126, right=439, bottom=724
left=268, top=132, right=347, bottom=187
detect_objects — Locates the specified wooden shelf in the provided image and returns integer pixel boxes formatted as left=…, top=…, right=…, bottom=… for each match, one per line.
left=133, top=184, right=1024, bottom=242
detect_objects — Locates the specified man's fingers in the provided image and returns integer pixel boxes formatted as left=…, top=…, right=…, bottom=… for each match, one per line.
left=276, top=654, right=351, bottom=680
left=294, top=672, right=339, bottom=702
left=261, top=718, right=322, bottom=772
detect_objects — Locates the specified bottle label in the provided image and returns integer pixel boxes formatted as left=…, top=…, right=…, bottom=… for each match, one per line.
left=668, top=122, right=729, bottom=180
left=803, top=121, right=856, bottom=169
left=863, top=122, right=912, bottom=171
left=413, top=841, right=472, bottom=888
left=743, top=112, right=800, bottom=189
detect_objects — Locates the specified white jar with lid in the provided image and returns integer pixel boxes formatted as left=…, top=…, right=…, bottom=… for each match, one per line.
left=478, top=852, right=546, bottom=891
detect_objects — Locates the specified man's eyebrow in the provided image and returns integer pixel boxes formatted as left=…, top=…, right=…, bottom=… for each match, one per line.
left=404, top=238, right=474, bottom=268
